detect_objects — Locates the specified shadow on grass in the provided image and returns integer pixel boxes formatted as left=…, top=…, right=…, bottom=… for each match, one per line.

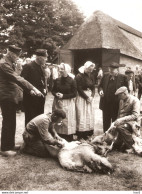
left=115, top=169, right=142, bottom=190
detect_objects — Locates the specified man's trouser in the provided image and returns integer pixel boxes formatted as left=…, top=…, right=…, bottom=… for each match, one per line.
left=113, top=124, right=134, bottom=150
left=23, top=96, right=45, bottom=126
left=103, top=104, right=118, bottom=132
left=0, top=101, right=17, bottom=151
left=22, top=130, right=49, bottom=158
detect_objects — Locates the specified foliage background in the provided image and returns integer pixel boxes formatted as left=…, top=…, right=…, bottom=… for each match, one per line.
left=0, top=0, right=84, bottom=61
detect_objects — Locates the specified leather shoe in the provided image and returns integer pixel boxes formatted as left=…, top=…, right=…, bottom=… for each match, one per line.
left=13, top=145, right=21, bottom=151
left=0, top=150, right=17, bottom=157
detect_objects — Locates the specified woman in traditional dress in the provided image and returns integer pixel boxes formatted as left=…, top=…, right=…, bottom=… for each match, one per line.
left=52, top=63, right=77, bottom=141
left=75, top=61, right=96, bottom=140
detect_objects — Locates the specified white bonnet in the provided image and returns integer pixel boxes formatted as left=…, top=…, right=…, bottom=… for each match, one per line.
left=79, top=61, right=95, bottom=73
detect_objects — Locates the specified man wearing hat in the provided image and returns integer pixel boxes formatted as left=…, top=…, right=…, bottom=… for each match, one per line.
left=98, top=62, right=128, bottom=132
left=108, top=86, right=140, bottom=151
left=0, top=45, right=43, bottom=157
left=125, top=69, right=136, bottom=96
left=21, top=49, right=48, bottom=126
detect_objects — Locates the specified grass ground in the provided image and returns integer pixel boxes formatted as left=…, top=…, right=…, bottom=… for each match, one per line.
left=0, top=92, right=142, bottom=191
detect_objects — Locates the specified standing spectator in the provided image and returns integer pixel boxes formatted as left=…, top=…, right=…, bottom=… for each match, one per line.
left=15, top=58, right=24, bottom=113
left=134, top=65, right=140, bottom=96
left=98, top=62, right=128, bottom=132
left=44, top=64, right=51, bottom=93
left=126, top=66, right=132, bottom=70
left=52, top=63, right=77, bottom=141
left=0, top=108, right=2, bottom=118
left=137, top=69, right=142, bottom=100
left=97, top=67, right=103, bottom=85
left=125, top=69, right=136, bottom=96
left=75, top=61, right=96, bottom=140
left=0, top=45, right=43, bottom=157
left=25, top=58, right=31, bottom=64
left=48, top=65, right=59, bottom=91
left=135, top=65, right=140, bottom=77
left=21, top=49, right=48, bottom=126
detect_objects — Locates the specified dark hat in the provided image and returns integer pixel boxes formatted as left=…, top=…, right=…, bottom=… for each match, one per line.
left=35, top=49, right=48, bottom=57
left=109, top=62, right=120, bottom=68
left=8, top=45, right=22, bottom=55
left=115, top=86, right=128, bottom=95
left=125, top=69, right=134, bottom=74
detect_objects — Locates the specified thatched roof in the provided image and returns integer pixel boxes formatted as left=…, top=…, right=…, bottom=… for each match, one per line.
left=63, top=11, right=142, bottom=60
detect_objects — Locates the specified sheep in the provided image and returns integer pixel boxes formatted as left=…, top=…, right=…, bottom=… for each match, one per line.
left=46, top=140, right=113, bottom=174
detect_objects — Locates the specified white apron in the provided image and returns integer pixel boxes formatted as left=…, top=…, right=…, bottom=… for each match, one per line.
left=76, top=90, right=95, bottom=132
left=52, top=97, right=76, bottom=135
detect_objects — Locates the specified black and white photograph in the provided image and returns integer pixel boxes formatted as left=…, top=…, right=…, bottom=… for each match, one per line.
left=0, top=0, right=142, bottom=192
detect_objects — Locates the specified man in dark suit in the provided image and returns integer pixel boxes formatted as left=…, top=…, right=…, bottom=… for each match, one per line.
left=98, top=62, right=128, bottom=132
left=0, top=45, right=43, bottom=157
left=21, top=49, right=48, bottom=126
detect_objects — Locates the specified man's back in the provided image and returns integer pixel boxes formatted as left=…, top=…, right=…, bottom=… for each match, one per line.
left=26, top=113, right=51, bottom=132
left=26, top=113, right=53, bottom=142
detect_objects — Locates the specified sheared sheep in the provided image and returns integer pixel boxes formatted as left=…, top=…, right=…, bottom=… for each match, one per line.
left=46, top=140, right=113, bottom=174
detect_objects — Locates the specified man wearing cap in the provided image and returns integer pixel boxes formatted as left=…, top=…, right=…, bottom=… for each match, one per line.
left=109, top=86, right=140, bottom=151
left=125, top=69, right=136, bottom=96
left=0, top=45, right=43, bottom=157
left=21, top=49, right=48, bottom=126
left=98, top=62, right=128, bottom=132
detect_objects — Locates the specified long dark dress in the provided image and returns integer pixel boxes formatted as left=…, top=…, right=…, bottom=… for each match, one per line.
left=52, top=75, right=77, bottom=141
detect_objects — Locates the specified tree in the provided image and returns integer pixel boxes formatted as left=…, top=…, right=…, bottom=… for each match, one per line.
left=0, top=0, right=84, bottom=61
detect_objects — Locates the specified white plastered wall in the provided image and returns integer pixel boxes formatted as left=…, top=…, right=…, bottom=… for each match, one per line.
left=119, top=54, right=142, bottom=74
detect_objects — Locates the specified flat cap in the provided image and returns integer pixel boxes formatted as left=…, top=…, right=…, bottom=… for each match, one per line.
left=35, top=49, right=48, bottom=57
left=115, top=86, right=128, bottom=95
left=125, top=69, right=134, bottom=74
left=8, top=45, right=22, bottom=55
left=109, top=62, right=120, bottom=68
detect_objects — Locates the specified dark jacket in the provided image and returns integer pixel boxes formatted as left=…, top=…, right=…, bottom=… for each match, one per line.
left=21, top=61, right=47, bottom=104
left=75, top=72, right=96, bottom=100
left=0, top=57, right=33, bottom=104
left=137, top=74, right=142, bottom=92
left=52, top=76, right=77, bottom=99
left=21, top=61, right=47, bottom=94
left=98, top=73, right=128, bottom=110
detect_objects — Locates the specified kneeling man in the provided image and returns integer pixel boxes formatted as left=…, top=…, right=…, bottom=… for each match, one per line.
left=110, top=86, right=140, bottom=151
left=21, top=109, right=66, bottom=157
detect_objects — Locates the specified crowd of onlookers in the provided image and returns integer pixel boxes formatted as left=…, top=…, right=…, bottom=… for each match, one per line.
left=0, top=45, right=142, bottom=157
